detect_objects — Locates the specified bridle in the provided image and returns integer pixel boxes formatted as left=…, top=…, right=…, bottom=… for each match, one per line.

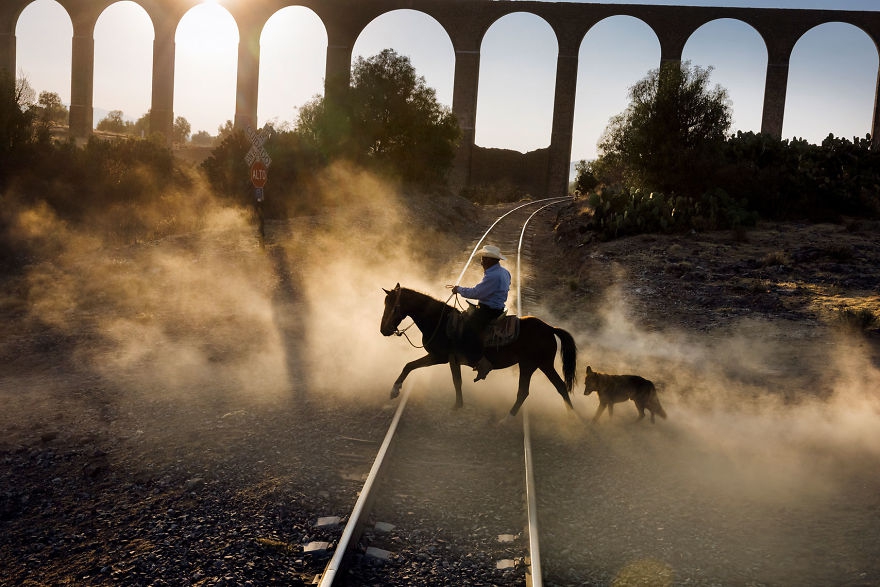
left=385, top=286, right=410, bottom=337
left=384, top=286, right=454, bottom=350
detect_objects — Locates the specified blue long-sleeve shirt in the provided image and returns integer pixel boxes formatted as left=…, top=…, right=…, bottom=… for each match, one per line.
left=457, top=263, right=511, bottom=310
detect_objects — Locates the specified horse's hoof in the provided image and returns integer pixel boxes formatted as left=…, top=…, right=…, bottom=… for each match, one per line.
left=389, top=385, right=401, bottom=400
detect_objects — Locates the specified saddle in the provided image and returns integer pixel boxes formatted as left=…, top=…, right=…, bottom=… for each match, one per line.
left=447, top=307, right=521, bottom=348
left=483, top=314, right=520, bottom=348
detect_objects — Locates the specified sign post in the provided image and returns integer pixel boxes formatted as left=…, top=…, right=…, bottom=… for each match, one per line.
left=244, top=126, right=271, bottom=239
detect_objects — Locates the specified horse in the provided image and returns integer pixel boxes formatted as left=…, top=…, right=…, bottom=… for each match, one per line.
left=380, top=284, right=577, bottom=417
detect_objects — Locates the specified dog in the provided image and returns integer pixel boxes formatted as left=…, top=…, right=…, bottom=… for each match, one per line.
left=583, top=366, right=667, bottom=424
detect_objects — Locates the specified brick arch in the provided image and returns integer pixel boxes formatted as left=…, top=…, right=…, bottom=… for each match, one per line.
left=683, top=18, right=768, bottom=133
left=572, top=16, right=660, bottom=164
left=477, top=11, right=558, bottom=150
left=257, top=6, right=327, bottom=128
left=351, top=8, right=454, bottom=103
left=787, top=21, right=879, bottom=142
left=92, top=0, right=156, bottom=124
left=3, top=0, right=880, bottom=196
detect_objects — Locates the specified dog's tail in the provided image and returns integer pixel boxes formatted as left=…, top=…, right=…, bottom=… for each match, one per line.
left=650, top=385, right=667, bottom=419
left=553, top=327, right=578, bottom=393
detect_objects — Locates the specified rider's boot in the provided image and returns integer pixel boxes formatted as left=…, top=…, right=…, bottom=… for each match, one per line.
left=473, top=356, right=493, bottom=382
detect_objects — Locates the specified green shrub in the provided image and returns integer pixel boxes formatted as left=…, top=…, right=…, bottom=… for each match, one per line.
left=585, top=186, right=755, bottom=241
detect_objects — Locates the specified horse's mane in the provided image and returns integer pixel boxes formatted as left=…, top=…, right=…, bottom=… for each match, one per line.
left=401, top=287, right=444, bottom=303
left=400, top=287, right=456, bottom=312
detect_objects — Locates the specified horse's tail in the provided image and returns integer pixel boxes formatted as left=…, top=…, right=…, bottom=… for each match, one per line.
left=553, top=327, right=578, bottom=394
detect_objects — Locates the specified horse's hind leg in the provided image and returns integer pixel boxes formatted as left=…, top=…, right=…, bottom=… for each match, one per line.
left=539, top=364, right=574, bottom=411
left=449, top=356, right=464, bottom=409
left=509, top=365, right=537, bottom=416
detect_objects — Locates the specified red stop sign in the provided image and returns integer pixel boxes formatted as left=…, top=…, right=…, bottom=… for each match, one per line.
left=250, top=161, right=268, bottom=188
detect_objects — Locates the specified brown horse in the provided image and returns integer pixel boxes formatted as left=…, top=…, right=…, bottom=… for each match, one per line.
left=380, top=284, right=577, bottom=416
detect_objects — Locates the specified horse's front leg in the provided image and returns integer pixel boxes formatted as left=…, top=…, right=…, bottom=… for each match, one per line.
left=449, top=355, right=464, bottom=409
left=390, top=354, right=447, bottom=399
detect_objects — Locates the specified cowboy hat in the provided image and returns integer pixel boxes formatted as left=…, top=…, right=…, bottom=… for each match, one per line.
left=477, top=245, right=506, bottom=260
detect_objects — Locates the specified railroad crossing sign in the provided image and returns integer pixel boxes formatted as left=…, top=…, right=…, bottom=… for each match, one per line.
left=245, top=125, right=272, bottom=168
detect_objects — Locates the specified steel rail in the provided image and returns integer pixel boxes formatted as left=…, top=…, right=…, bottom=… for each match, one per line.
left=515, top=199, right=568, bottom=587
left=453, top=197, right=571, bottom=287
left=317, top=381, right=412, bottom=587
left=319, top=197, right=569, bottom=586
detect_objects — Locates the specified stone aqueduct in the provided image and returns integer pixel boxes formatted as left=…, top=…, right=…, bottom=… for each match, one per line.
left=2, top=0, right=880, bottom=196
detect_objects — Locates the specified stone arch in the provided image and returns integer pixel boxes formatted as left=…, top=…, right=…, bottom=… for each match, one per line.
left=476, top=11, right=558, bottom=152
left=573, top=15, right=660, bottom=164
left=93, top=1, right=153, bottom=128
left=683, top=18, right=767, bottom=133
left=174, top=2, right=239, bottom=136
left=15, top=0, right=72, bottom=103
left=258, top=5, right=327, bottom=128
left=785, top=21, right=879, bottom=143
left=352, top=9, right=454, bottom=106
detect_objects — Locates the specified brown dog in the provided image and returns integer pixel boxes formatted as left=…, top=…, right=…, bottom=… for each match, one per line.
left=583, top=366, right=667, bottom=423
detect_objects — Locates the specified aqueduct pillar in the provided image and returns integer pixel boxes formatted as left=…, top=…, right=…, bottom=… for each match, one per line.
left=451, top=47, right=481, bottom=191
left=759, top=33, right=798, bottom=140
left=0, top=33, right=13, bottom=80
left=69, top=20, right=95, bottom=137
left=234, top=20, right=261, bottom=132
left=0, top=4, right=18, bottom=83
left=150, top=17, right=176, bottom=142
left=874, top=70, right=880, bottom=147
left=546, top=30, right=581, bottom=198
left=761, top=61, right=789, bottom=139
left=323, top=17, right=355, bottom=107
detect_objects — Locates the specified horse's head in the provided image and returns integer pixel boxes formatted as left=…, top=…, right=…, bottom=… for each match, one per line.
left=380, top=283, right=404, bottom=336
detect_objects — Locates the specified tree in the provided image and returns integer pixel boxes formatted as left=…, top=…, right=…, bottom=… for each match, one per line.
left=216, top=120, right=235, bottom=142
left=96, top=109, right=129, bottom=134
left=133, top=110, right=150, bottom=138
left=596, top=61, right=732, bottom=196
left=572, top=159, right=599, bottom=196
left=36, top=91, right=68, bottom=126
left=0, top=72, right=37, bottom=182
left=191, top=130, right=214, bottom=147
left=296, top=49, right=460, bottom=184
left=173, top=115, right=191, bottom=144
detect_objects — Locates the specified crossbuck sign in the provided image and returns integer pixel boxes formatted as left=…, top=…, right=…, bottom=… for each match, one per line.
left=245, top=126, right=272, bottom=168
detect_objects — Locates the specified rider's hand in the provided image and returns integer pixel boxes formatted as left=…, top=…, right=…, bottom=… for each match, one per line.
left=451, top=285, right=460, bottom=295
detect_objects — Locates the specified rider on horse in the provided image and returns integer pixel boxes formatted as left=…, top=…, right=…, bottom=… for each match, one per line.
left=452, top=245, right=511, bottom=381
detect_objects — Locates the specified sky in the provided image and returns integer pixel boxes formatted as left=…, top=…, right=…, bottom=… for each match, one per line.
left=12, top=0, right=880, bottom=163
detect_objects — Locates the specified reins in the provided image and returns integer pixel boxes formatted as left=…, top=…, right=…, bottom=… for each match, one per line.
left=393, top=291, right=456, bottom=349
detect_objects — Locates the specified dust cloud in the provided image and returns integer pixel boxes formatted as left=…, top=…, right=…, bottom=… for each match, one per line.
left=3, top=159, right=879, bottom=582
left=2, top=161, right=464, bottom=421
left=526, top=276, right=880, bottom=507
left=7, top=165, right=878, bottom=463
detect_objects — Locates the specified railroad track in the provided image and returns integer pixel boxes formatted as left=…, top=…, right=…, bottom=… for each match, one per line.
left=315, top=197, right=572, bottom=586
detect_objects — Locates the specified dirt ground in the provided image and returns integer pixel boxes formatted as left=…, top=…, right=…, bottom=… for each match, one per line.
left=1, top=191, right=879, bottom=585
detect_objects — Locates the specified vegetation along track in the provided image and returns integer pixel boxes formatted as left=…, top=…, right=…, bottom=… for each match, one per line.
left=314, top=198, right=571, bottom=586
